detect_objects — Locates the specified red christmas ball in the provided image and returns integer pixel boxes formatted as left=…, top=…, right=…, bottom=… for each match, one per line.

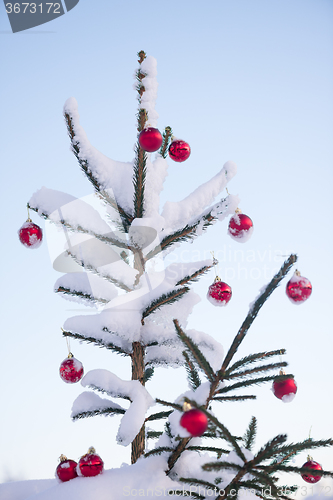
left=138, top=127, right=163, bottom=152
left=78, top=448, right=104, bottom=477
left=180, top=408, right=208, bottom=437
left=286, top=271, right=312, bottom=304
left=18, top=220, right=43, bottom=249
left=272, top=374, right=297, bottom=403
left=59, top=354, right=84, bottom=384
left=301, top=459, right=322, bottom=483
left=168, top=139, right=191, bottom=162
left=228, top=212, right=253, bottom=243
left=56, top=455, right=78, bottom=482
left=207, top=279, right=232, bottom=307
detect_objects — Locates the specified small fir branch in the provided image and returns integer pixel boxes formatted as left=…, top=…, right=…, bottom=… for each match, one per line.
left=62, top=330, right=130, bottom=356
left=202, top=461, right=242, bottom=472
left=72, top=407, right=126, bottom=421
left=226, top=362, right=288, bottom=380
left=213, top=395, right=256, bottom=402
left=186, top=446, right=229, bottom=458
left=143, top=367, right=154, bottom=383
left=137, top=50, right=146, bottom=64
left=219, top=255, right=297, bottom=375
left=145, top=210, right=220, bottom=261
left=56, top=286, right=109, bottom=305
left=144, top=447, right=174, bottom=458
left=174, top=320, right=216, bottom=383
left=145, top=410, right=173, bottom=422
left=145, top=198, right=232, bottom=262
left=133, top=143, right=147, bottom=219
left=28, top=204, right=130, bottom=250
left=99, top=189, right=133, bottom=233
left=86, top=383, right=132, bottom=401
left=159, top=126, right=172, bottom=158
left=64, top=113, right=133, bottom=231
left=142, top=287, right=190, bottom=319
left=155, top=398, right=183, bottom=412
left=225, top=349, right=287, bottom=376
left=251, top=434, right=288, bottom=466
left=215, top=374, right=292, bottom=395
left=66, top=250, right=133, bottom=292
left=183, top=350, right=201, bottom=390
left=243, top=416, right=257, bottom=451
left=265, top=438, right=333, bottom=463
left=186, top=401, right=247, bottom=463
left=257, top=464, right=333, bottom=479
left=146, top=430, right=163, bottom=440
left=176, top=264, right=213, bottom=286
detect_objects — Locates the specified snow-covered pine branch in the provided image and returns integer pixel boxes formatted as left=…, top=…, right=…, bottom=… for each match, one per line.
left=55, top=273, right=118, bottom=307
left=78, top=370, right=154, bottom=446
left=63, top=98, right=134, bottom=230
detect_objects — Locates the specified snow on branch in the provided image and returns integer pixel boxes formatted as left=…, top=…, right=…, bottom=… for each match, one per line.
left=63, top=98, right=135, bottom=223
left=145, top=193, right=239, bottom=260
left=161, top=161, right=237, bottom=233
left=81, top=370, right=154, bottom=446
left=139, top=55, right=159, bottom=127
left=71, top=391, right=126, bottom=421
left=55, top=273, right=118, bottom=307
left=64, top=233, right=138, bottom=292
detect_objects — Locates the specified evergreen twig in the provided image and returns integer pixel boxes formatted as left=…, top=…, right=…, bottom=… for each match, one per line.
left=145, top=198, right=230, bottom=261
left=226, top=362, right=288, bottom=380
left=219, top=255, right=297, bottom=375
left=225, top=349, right=287, bottom=376
left=64, top=113, right=133, bottom=231
left=174, top=320, right=216, bottom=383
left=215, top=374, right=294, bottom=395
left=243, top=416, right=257, bottom=451
left=62, top=330, right=130, bottom=356
left=145, top=410, right=173, bottom=422
left=56, top=286, right=110, bottom=305
left=213, top=395, right=256, bottom=402
left=176, top=264, right=214, bottom=286
left=182, top=350, right=201, bottom=390
left=66, top=250, right=133, bottom=292
left=142, top=287, right=190, bottom=318
left=72, top=407, right=126, bottom=420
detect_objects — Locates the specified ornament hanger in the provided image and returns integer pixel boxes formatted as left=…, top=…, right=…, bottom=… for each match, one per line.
left=210, top=251, right=220, bottom=282
left=26, top=203, right=32, bottom=222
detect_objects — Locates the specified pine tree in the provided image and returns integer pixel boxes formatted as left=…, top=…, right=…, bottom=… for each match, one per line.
left=28, top=51, right=332, bottom=499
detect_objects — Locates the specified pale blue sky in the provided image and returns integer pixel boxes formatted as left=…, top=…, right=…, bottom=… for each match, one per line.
left=1, top=0, right=332, bottom=495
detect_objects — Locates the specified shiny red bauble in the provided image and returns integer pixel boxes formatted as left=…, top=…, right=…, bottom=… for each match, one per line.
left=18, top=220, right=43, bottom=249
left=59, top=354, right=84, bottom=384
left=138, top=127, right=163, bottom=152
left=272, top=374, right=297, bottom=403
left=207, top=279, right=232, bottom=307
left=301, top=459, right=322, bottom=483
left=286, top=271, right=312, bottom=304
left=228, top=212, right=253, bottom=243
left=56, top=455, right=78, bottom=482
left=180, top=408, right=208, bottom=437
left=168, top=139, right=191, bottom=162
left=78, top=447, right=104, bottom=477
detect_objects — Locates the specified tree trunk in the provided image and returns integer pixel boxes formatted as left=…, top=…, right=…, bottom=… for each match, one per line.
left=131, top=341, right=145, bottom=463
